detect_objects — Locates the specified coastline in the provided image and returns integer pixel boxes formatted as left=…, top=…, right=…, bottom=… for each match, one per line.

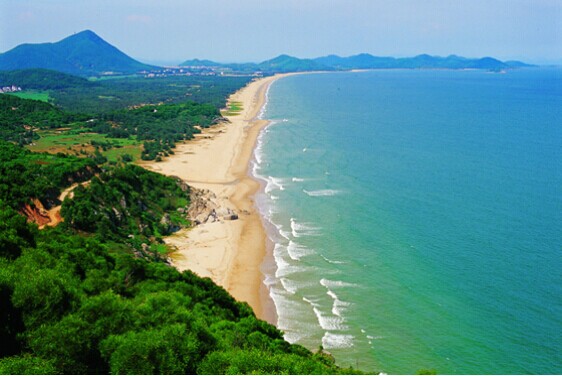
left=141, top=74, right=289, bottom=324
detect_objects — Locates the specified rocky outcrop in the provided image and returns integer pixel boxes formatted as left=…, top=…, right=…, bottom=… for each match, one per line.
left=187, top=187, right=238, bottom=225
left=160, top=213, right=180, bottom=233
left=21, top=199, right=51, bottom=227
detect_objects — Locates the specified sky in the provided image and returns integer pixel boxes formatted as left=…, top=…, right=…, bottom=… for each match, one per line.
left=1, top=0, right=561, bottom=65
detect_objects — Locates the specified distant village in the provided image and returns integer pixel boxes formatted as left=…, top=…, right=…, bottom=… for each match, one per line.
left=140, top=67, right=262, bottom=79
left=0, top=85, right=22, bottom=94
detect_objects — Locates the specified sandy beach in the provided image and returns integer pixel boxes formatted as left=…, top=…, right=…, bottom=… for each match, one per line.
left=142, top=74, right=288, bottom=324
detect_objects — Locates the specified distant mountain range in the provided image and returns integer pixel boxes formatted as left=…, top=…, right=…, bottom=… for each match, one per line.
left=0, top=30, right=156, bottom=77
left=0, top=30, right=534, bottom=78
left=182, top=53, right=533, bottom=73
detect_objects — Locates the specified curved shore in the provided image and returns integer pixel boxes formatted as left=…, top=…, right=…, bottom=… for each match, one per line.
left=142, top=74, right=288, bottom=324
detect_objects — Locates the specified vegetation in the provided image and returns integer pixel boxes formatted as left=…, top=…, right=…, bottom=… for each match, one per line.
left=222, top=101, right=243, bottom=116
left=0, top=140, right=96, bottom=208
left=1, top=75, right=246, bottom=160
left=91, top=101, right=219, bottom=160
left=7, top=91, right=51, bottom=103
left=0, top=68, right=92, bottom=90
left=28, top=128, right=142, bottom=162
left=0, top=95, right=88, bottom=145
left=62, top=164, right=190, bottom=240
left=49, top=74, right=252, bottom=114
left=0, top=211, right=358, bottom=374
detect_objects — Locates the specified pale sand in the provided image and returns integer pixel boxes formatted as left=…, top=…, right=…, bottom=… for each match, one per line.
left=142, top=74, right=290, bottom=324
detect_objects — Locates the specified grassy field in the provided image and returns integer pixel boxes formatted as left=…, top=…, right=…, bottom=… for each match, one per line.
left=221, top=101, right=243, bottom=116
left=8, top=91, right=51, bottom=102
left=28, top=128, right=142, bottom=162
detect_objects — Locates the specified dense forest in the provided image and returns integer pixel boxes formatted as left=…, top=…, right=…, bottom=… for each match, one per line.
left=0, top=213, right=359, bottom=374
left=0, top=69, right=251, bottom=113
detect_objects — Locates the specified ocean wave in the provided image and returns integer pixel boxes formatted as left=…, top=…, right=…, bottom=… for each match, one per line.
left=320, top=278, right=358, bottom=289
left=320, top=253, right=346, bottom=264
left=273, top=244, right=308, bottom=278
left=279, top=229, right=291, bottom=240
left=292, top=177, right=305, bottom=182
left=279, top=277, right=298, bottom=295
left=326, top=289, right=351, bottom=317
left=257, top=83, right=271, bottom=120
left=303, top=189, right=340, bottom=197
left=287, top=240, right=314, bottom=261
left=322, top=332, right=354, bottom=349
left=302, top=297, right=348, bottom=331
left=290, top=217, right=321, bottom=238
left=265, top=176, right=285, bottom=193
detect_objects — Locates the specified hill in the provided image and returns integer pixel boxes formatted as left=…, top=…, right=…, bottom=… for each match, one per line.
left=179, top=53, right=533, bottom=74
left=179, top=58, right=223, bottom=67
left=0, top=69, right=92, bottom=90
left=0, top=30, right=157, bottom=77
left=258, top=55, right=331, bottom=73
left=313, top=53, right=532, bottom=70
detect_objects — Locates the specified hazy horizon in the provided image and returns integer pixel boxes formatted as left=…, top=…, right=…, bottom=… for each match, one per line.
left=1, top=0, right=561, bottom=65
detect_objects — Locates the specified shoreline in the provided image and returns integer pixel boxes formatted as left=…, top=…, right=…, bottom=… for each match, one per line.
left=142, top=73, right=291, bottom=324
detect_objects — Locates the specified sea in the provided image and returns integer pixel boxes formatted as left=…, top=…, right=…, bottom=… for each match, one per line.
left=251, top=68, right=562, bottom=374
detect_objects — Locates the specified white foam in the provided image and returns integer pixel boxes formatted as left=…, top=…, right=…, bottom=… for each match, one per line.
left=290, top=218, right=321, bottom=238
left=279, top=277, right=298, bottom=294
left=302, top=296, right=348, bottom=331
left=326, top=289, right=351, bottom=317
left=322, top=332, right=355, bottom=349
left=287, top=240, right=314, bottom=261
left=265, top=176, right=285, bottom=193
left=320, top=278, right=357, bottom=289
left=273, top=244, right=308, bottom=278
left=320, top=254, right=346, bottom=265
left=279, top=229, right=291, bottom=240
left=257, top=83, right=272, bottom=120
left=292, top=177, right=305, bottom=182
left=303, top=189, right=340, bottom=197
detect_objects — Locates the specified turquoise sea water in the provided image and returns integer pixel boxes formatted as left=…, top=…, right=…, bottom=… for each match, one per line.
left=253, top=69, right=562, bottom=374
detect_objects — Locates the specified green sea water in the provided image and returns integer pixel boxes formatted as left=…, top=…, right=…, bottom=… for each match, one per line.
left=253, top=69, right=562, bottom=374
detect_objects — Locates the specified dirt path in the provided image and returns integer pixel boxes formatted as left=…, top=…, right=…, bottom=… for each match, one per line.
left=38, top=181, right=90, bottom=229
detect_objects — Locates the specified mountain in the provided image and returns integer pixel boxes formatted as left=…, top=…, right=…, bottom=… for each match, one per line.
left=313, top=53, right=534, bottom=71
left=504, top=60, right=535, bottom=68
left=314, top=53, right=397, bottom=69
left=0, top=30, right=157, bottom=77
left=258, top=54, right=332, bottom=73
left=180, top=59, right=221, bottom=67
left=179, top=58, right=223, bottom=67
left=179, top=55, right=332, bottom=74
left=179, top=53, right=532, bottom=75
